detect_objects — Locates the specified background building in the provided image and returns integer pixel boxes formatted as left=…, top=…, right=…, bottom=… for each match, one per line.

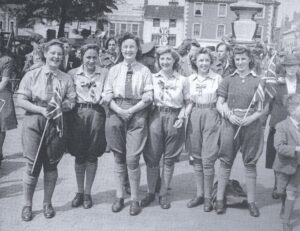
left=281, top=12, right=300, bottom=52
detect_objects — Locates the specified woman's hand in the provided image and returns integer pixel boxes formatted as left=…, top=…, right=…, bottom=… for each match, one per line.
left=240, top=113, right=259, bottom=127
left=39, top=107, right=52, bottom=119
left=118, top=108, right=133, bottom=121
left=228, top=114, right=241, bottom=126
left=173, top=118, right=184, bottom=128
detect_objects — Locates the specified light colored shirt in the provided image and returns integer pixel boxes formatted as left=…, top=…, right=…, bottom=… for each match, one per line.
left=289, top=116, right=300, bottom=133
left=68, top=65, right=108, bottom=104
left=285, top=77, right=297, bottom=94
left=188, top=70, right=222, bottom=105
left=103, top=61, right=153, bottom=101
left=18, top=65, right=76, bottom=107
left=152, top=71, right=189, bottom=108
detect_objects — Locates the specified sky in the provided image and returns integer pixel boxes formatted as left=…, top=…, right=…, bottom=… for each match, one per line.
left=277, top=0, right=300, bottom=25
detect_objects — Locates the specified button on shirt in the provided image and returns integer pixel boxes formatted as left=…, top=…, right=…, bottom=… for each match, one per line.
left=18, top=65, right=76, bottom=107
left=153, top=71, right=189, bottom=108
left=188, top=70, right=222, bottom=105
left=103, top=61, right=153, bottom=101
left=68, top=65, right=108, bottom=104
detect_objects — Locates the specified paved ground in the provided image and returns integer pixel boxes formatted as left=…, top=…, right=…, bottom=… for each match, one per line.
left=0, top=107, right=299, bottom=231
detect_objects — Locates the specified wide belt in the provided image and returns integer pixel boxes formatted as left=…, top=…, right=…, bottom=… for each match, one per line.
left=155, top=106, right=181, bottom=113
left=193, top=102, right=216, bottom=109
left=76, top=103, right=100, bottom=109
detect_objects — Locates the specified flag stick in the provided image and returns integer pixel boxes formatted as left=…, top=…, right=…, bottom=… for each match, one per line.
left=31, top=119, right=49, bottom=176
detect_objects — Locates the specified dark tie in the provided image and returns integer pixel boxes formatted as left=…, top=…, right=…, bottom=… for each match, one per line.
left=125, top=64, right=133, bottom=99
left=46, top=72, right=54, bottom=100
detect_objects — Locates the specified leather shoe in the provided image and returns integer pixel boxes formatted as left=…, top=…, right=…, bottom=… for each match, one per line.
left=248, top=202, right=260, bottom=217
left=43, top=204, right=55, bottom=219
left=71, top=193, right=84, bottom=207
left=283, top=223, right=292, bottom=231
left=215, top=200, right=225, bottom=214
left=21, top=206, right=32, bottom=221
left=112, top=198, right=124, bottom=213
left=203, top=198, right=213, bottom=212
left=159, top=195, right=171, bottom=209
left=129, top=200, right=141, bottom=216
left=83, top=194, right=93, bottom=209
left=187, top=196, right=204, bottom=208
left=141, top=193, right=155, bottom=207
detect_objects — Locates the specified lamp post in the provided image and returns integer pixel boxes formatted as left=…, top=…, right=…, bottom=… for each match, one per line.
left=230, top=0, right=264, bottom=45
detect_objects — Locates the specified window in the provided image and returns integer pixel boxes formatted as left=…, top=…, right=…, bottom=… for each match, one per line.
left=218, top=3, right=227, bottom=17
left=255, top=6, right=265, bottom=18
left=216, top=24, right=225, bottom=39
left=168, top=34, right=176, bottom=46
left=169, top=19, right=176, bottom=28
left=132, top=24, right=139, bottom=36
left=64, top=32, right=69, bottom=38
left=255, top=25, right=263, bottom=39
left=10, top=21, right=14, bottom=32
left=153, top=18, right=160, bottom=27
left=152, top=34, right=161, bottom=46
left=193, top=23, right=201, bottom=38
left=109, top=23, right=116, bottom=37
left=194, top=2, right=203, bottom=16
left=120, top=23, right=127, bottom=35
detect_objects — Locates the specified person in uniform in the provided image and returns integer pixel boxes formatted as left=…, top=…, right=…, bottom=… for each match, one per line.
left=17, top=39, right=76, bottom=221
left=185, top=48, right=222, bottom=212
left=215, top=46, right=264, bottom=217
left=103, top=33, right=153, bottom=216
left=68, top=44, right=108, bottom=209
left=0, top=46, right=18, bottom=166
left=141, top=46, right=188, bottom=209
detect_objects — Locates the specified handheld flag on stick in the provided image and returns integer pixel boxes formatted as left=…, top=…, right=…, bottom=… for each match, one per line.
left=0, top=99, right=6, bottom=113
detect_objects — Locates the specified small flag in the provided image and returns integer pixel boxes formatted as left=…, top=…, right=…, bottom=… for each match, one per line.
left=47, top=87, right=63, bottom=137
left=0, top=99, right=5, bottom=113
left=252, top=82, right=265, bottom=111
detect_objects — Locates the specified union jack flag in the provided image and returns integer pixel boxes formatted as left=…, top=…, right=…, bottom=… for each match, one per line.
left=47, top=87, right=63, bottom=137
left=262, top=53, right=277, bottom=100
left=252, top=82, right=265, bottom=111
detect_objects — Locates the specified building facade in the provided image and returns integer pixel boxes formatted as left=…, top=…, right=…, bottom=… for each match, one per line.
left=0, top=6, right=17, bottom=35
left=281, top=13, right=300, bottom=52
left=184, top=0, right=280, bottom=46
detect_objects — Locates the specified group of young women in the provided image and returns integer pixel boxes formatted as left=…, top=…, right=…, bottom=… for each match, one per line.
left=13, top=32, right=296, bottom=226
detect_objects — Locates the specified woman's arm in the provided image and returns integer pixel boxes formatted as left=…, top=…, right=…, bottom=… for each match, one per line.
left=17, top=94, right=49, bottom=118
left=0, top=77, right=9, bottom=91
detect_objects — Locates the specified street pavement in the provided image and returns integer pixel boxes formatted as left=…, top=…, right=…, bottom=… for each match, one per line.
left=0, top=107, right=299, bottom=231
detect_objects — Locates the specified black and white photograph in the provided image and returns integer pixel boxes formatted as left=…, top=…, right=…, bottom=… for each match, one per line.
left=0, top=0, right=300, bottom=230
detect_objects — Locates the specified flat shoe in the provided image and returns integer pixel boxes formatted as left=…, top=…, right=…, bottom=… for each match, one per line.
left=203, top=198, right=213, bottom=212
left=215, top=200, right=225, bottom=214
left=159, top=195, right=171, bottom=209
left=43, top=204, right=55, bottom=219
left=141, top=193, right=155, bottom=207
left=112, top=198, right=124, bottom=213
left=21, top=206, right=32, bottom=222
left=83, top=194, right=93, bottom=209
left=71, top=193, right=84, bottom=207
left=129, top=200, right=141, bottom=216
left=248, top=202, right=260, bottom=217
left=187, top=196, right=204, bottom=208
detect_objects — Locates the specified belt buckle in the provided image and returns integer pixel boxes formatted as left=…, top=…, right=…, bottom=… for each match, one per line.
left=87, top=103, right=93, bottom=109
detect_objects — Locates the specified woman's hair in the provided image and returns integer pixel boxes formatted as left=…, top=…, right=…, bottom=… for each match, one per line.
left=285, top=94, right=300, bottom=114
left=80, top=43, right=99, bottom=59
left=232, top=46, right=255, bottom=69
left=117, top=32, right=142, bottom=62
left=177, top=39, right=200, bottom=57
left=43, top=39, right=64, bottom=55
left=105, top=37, right=117, bottom=50
left=216, top=42, right=230, bottom=53
left=191, top=47, right=214, bottom=72
left=155, top=46, right=180, bottom=71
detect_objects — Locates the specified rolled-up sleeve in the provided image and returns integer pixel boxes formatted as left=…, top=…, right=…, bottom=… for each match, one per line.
left=217, top=76, right=229, bottom=99
left=17, top=72, right=32, bottom=100
left=102, top=67, right=115, bottom=103
left=141, top=67, right=153, bottom=103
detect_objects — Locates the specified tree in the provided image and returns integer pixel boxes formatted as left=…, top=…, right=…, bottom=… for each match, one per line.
left=2, top=0, right=122, bottom=38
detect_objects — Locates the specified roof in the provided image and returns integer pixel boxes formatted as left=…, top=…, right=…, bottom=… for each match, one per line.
left=144, top=5, right=184, bottom=19
left=187, top=0, right=280, bottom=5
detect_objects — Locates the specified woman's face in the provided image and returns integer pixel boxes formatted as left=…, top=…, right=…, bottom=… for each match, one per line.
left=159, top=52, right=175, bottom=72
left=108, top=40, right=116, bottom=52
left=196, top=53, right=211, bottom=74
left=121, top=39, right=138, bottom=62
left=234, top=53, right=251, bottom=72
left=83, top=49, right=98, bottom=71
left=44, top=45, right=63, bottom=68
left=285, top=64, right=298, bottom=77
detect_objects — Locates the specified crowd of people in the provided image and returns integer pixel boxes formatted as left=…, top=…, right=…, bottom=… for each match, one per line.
left=0, top=32, right=299, bottom=231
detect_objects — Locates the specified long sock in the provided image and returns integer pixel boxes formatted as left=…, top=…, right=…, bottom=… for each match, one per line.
left=23, top=174, right=38, bottom=206
left=43, top=170, right=58, bottom=205
left=85, top=161, right=98, bottom=195
left=282, top=199, right=295, bottom=224
left=193, top=162, right=204, bottom=197
left=217, top=163, right=231, bottom=201
left=204, top=172, right=214, bottom=199
left=128, top=167, right=141, bottom=201
left=114, top=163, right=126, bottom=198
left=160, top=163, right=175, bottom=196
left=245, top=165, right=257, bottom=203
left=146, top=166, right=159, bottom=194
left=75, top=162, right=86, bottom=194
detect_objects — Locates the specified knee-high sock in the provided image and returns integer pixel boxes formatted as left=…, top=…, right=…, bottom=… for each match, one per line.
left=217, top=162, right=231, bottom=201
left=85, top=161, right=98, bottom=195
left=146, top=166, right=159, bottom=194
left=160, top=162, right=175, bottom=196
left=193, top=162, right=204, bottom=197
left=43, top=170, right=58, bottom=205
left=75, top=161, right=86, bottom=194
left=245, top=165, right=257, bottom=203
left=203, top=164, right=214, bottom=199
left=114, top=163, right=126, bottom=198
left=23, top=174, right=38, bottom=206
left=128, top=166, right=141, bottom=201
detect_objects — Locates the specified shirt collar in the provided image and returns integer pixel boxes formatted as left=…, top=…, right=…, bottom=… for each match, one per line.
left=122, top=60, right=138, bottom=68
left=289, top=116, right=300, bottom=129
left=76, top=65, right=102, bottom=75
left=230, top=70, right=257, bottom=78
left=155, top=70, right=180, bottom=80
left=42, top=65, right=58, bottom=77
left=191, top=70, right=217, bottom=81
